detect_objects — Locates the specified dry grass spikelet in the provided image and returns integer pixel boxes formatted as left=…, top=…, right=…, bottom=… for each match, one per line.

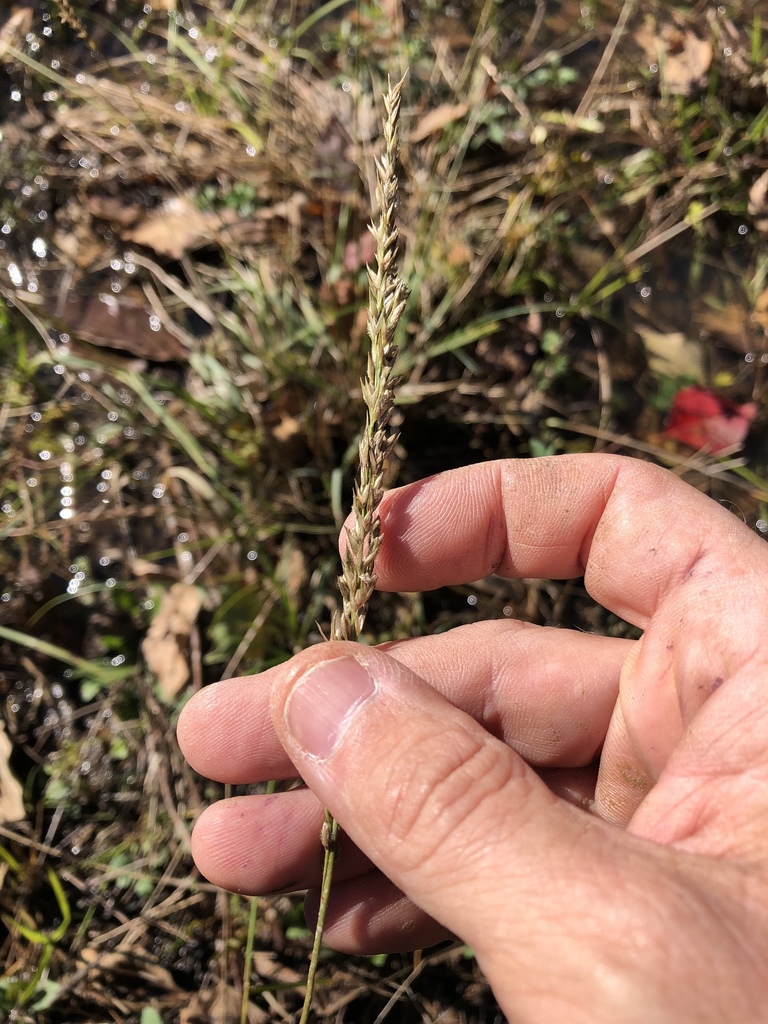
left=331, top=74, right=408, bottom=642
left=50, top=0, right=97, bottom=51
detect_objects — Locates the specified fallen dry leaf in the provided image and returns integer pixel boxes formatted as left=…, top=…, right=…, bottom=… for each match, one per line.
left=635, top=19, right=712, bottom=95
left=252, top=949, right=303, bottom=984
left=129, top=556, right=171, bottom=578
left=52, top=223, right=107, bottom=269
left=276, top=545, right=308, bottom=602
left=85, top=195, right=143, bottom=228
left=123, top=196, right=215, bottom=259
left=637, top=327, right=705, bottom=382
left=447, top=240, right=472, bottom=267
left=693, top=300, right=761, bottom=355
left=661, top=385, right=757, bottom=453
left=79, top=948, right=178, bottom=989
left=411, top=102, right=470, bottom=143
left=55, top=289, right=187, bottom=362
left=0, top=721, right=25, bottom=824
left=142, top=583, right=202, bottom=700
left=181, top=985, right=268, bottom=1024
left=271, top=414, right=302, bottom=443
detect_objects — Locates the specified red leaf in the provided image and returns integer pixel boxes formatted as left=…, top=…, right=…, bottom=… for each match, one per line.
left=661, top=385, right=757, bottom=453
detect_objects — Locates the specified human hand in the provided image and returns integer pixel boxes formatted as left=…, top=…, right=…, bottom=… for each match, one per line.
left=178, top=455, right=768, bottom=1023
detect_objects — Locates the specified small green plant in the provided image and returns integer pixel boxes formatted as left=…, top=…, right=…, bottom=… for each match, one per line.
left=519, top=53, right=580, bottom=95
left=0, top=866, right=70, bottom=1014
left=532, top=329, right=570, bottom=389
left=199, top=181, right=259, bottom=216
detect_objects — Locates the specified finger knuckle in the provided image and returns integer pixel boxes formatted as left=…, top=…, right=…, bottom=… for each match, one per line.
left=380, top=728, right=524, bottom=874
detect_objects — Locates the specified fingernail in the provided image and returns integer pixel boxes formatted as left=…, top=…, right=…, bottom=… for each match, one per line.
left=285, top=657, right=375, bottom=759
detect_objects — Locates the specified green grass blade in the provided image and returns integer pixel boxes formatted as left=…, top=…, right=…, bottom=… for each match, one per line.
left=0, top=625, right=124, bottom=684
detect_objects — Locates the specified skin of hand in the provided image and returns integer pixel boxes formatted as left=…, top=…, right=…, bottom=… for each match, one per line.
left=177, top=454, right=768, bottom=1023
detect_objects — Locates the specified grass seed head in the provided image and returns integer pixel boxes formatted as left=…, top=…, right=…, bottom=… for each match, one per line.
left=331, top=74, right=408, bottom=642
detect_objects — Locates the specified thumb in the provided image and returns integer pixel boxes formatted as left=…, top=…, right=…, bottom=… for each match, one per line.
left=270, top=643, right=668, bottom=1008
left=270, top=643, right=761, bottom=1022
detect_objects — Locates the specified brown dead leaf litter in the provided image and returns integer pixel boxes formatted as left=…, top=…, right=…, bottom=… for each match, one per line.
left=1, top=0, right=767, bottom=1021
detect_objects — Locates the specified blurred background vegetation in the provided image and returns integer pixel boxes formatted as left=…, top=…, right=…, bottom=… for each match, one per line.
left=1, top=0, right=767, bottom=1020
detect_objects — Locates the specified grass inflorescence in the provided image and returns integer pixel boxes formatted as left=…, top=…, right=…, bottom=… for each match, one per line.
left=302, top=74, right=408, bottom=1024
left=332, top=75, right=408, bottom=644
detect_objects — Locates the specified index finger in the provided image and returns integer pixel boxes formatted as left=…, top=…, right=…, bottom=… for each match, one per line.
left=365, top=454, right=767, bottom=628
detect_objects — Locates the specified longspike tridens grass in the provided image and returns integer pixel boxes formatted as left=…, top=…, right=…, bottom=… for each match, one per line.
left=299, top=72, right=408, bottom=1024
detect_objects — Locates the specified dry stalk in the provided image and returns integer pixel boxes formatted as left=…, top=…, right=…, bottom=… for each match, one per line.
left=299, top=73, right=408, bottom=1024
